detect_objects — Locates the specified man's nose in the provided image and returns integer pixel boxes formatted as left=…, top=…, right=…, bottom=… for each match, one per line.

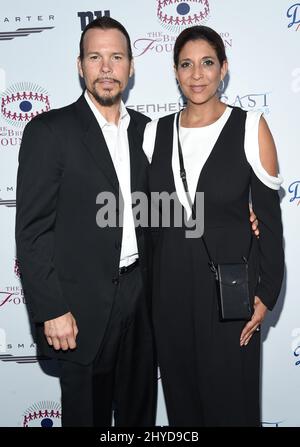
left=100, top=58, right=113, bottom=73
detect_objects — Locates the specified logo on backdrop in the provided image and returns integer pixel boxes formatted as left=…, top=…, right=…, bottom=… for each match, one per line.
left=133, top=2, right=232, bottom=58
left=157, top=0, right=210, bottom=33
left=1, top=256, right=25, bottom=310
left=127, top=94, right=187, bottom=115
left=0, top=185, right=16, bottom=205
left=287, top=3, right=300, bottom=30
left=77, top=10, right=110, bottom=30
left=0, top=125, right=22, bottom=149
left=0, top=14, right=55, bottom=40
left=0, top=257, right=24, bottom=308
left=221, top=92, right=270, bottom=114
left=294, top=346, right=300, bottom=365
left=0, top=27, right=54, bottom=41
left=127, top=97, right=184, bottom=115
left=0, top=82, right=50, bottom=129
left=0, top=339, right=37, bottom=353
left=0, top=287, right=25, bottom=308
left=288, top=180, right=300, bottom=205
left=292, top=328, right=300, bottom=366
left=23, top=401, right=61, bottom=427
left=0, top=197, right=16, bottom=206
left=0, top=354, right=48, bottom=363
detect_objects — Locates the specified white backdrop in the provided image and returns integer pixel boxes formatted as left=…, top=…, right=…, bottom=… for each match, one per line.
left=0, top=0, right=299, bottom=427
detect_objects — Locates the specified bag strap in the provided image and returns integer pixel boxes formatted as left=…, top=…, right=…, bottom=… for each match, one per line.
left=175, top=111, right=253, bottom=267
left=176, top=112, right=214, bottom=264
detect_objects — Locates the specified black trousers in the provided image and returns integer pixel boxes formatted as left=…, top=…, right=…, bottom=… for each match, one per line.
left=59, top=265, right=157, bottom=427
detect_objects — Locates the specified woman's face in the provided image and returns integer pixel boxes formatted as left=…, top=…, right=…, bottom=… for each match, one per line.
left=175, top=38, right=227, bottom=106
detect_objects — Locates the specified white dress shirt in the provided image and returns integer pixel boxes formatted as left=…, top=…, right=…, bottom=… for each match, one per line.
left=84, top=91, right=138, bottom=267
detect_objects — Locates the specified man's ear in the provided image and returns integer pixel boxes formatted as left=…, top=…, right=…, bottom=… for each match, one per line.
left=129, top=59, right=134, bottom=78
left=77, top=57, right=83, bottom=78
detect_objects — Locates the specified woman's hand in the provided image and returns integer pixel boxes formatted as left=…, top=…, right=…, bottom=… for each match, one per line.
left=240, top=296, right=267, bottom=346
left=249, top=206, right=259, bottom=237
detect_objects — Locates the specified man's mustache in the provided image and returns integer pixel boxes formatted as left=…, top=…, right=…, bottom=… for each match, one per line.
left=95, top=78, right=121, bottom=85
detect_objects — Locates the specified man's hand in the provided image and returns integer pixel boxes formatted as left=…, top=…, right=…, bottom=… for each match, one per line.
left=44, top=312, right=79, bottom=351
left=240, top=296, right=267, bottom=346
left=249, top=206, right=259, bottom=237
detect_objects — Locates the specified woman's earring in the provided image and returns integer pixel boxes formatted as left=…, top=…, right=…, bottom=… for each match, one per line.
left=218, top=79, right=225, bottom=92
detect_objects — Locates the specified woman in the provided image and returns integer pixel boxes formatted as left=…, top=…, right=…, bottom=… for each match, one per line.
left=143, top=26, right=284, bottom=426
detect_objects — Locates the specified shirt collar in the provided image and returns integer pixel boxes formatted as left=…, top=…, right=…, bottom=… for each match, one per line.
left=84, top=90, right=130, bottom=130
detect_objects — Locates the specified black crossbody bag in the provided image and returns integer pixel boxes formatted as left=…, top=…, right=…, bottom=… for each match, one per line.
left=176, top=112, right=252, bottom=321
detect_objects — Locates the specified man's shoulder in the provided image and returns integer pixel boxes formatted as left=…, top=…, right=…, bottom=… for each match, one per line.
left=30, top=99, right=78, bottom=127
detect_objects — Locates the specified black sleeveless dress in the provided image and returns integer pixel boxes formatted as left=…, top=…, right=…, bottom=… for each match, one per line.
left=148, top=107, right=284, bottom=426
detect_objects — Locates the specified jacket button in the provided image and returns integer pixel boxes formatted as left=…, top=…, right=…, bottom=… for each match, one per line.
left=112, top=278, right=119, bottom=285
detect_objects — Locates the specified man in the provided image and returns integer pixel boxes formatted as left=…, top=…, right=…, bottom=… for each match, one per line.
left=16, top=17, right=156, bottom=427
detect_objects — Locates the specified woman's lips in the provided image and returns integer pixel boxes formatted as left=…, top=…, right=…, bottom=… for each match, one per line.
left=190, top=84, right=207, bottom=93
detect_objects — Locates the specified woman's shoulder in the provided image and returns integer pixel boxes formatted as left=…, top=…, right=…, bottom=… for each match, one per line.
left=226, top=105, right=248, bottom=116
left=143, top=113, right=177, bottom=162
left=227, top=106, right=263, bottom=129
left=144, top=112, right=177, bottom=134
left=244, top=111, right=283, bottom=189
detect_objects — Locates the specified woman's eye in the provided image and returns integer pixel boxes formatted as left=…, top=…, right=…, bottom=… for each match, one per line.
left=180, top=62, right=191, bottom=68
left=203, top=59, right=214, bottom=66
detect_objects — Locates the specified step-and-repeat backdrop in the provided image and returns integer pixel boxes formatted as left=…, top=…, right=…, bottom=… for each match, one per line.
left=0, top=0, right=299, bottom=427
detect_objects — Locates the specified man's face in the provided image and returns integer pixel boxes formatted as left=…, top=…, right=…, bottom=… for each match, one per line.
left=78, top=27, right=133, bottom=107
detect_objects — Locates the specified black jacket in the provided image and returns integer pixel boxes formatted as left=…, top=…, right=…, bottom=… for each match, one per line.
left=16, top=95, right=151, bottom=364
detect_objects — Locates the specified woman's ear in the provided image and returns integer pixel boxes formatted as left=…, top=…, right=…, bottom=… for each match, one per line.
left=174, top=65, right=179, bottom=83
left=221, top=60, right=228, bottom=81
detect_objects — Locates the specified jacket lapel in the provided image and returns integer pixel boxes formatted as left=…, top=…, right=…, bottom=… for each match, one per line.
left=127, top=113, right=143, bottom=193
left=75, top=95, right=119, bottom=194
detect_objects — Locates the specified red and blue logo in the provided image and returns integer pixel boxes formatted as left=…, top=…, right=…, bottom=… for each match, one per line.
left=0, top=82, right=50, bottom=128
left=157, top=0, right=210, bottom=33
left=23, top=401, right=61, bottom=427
